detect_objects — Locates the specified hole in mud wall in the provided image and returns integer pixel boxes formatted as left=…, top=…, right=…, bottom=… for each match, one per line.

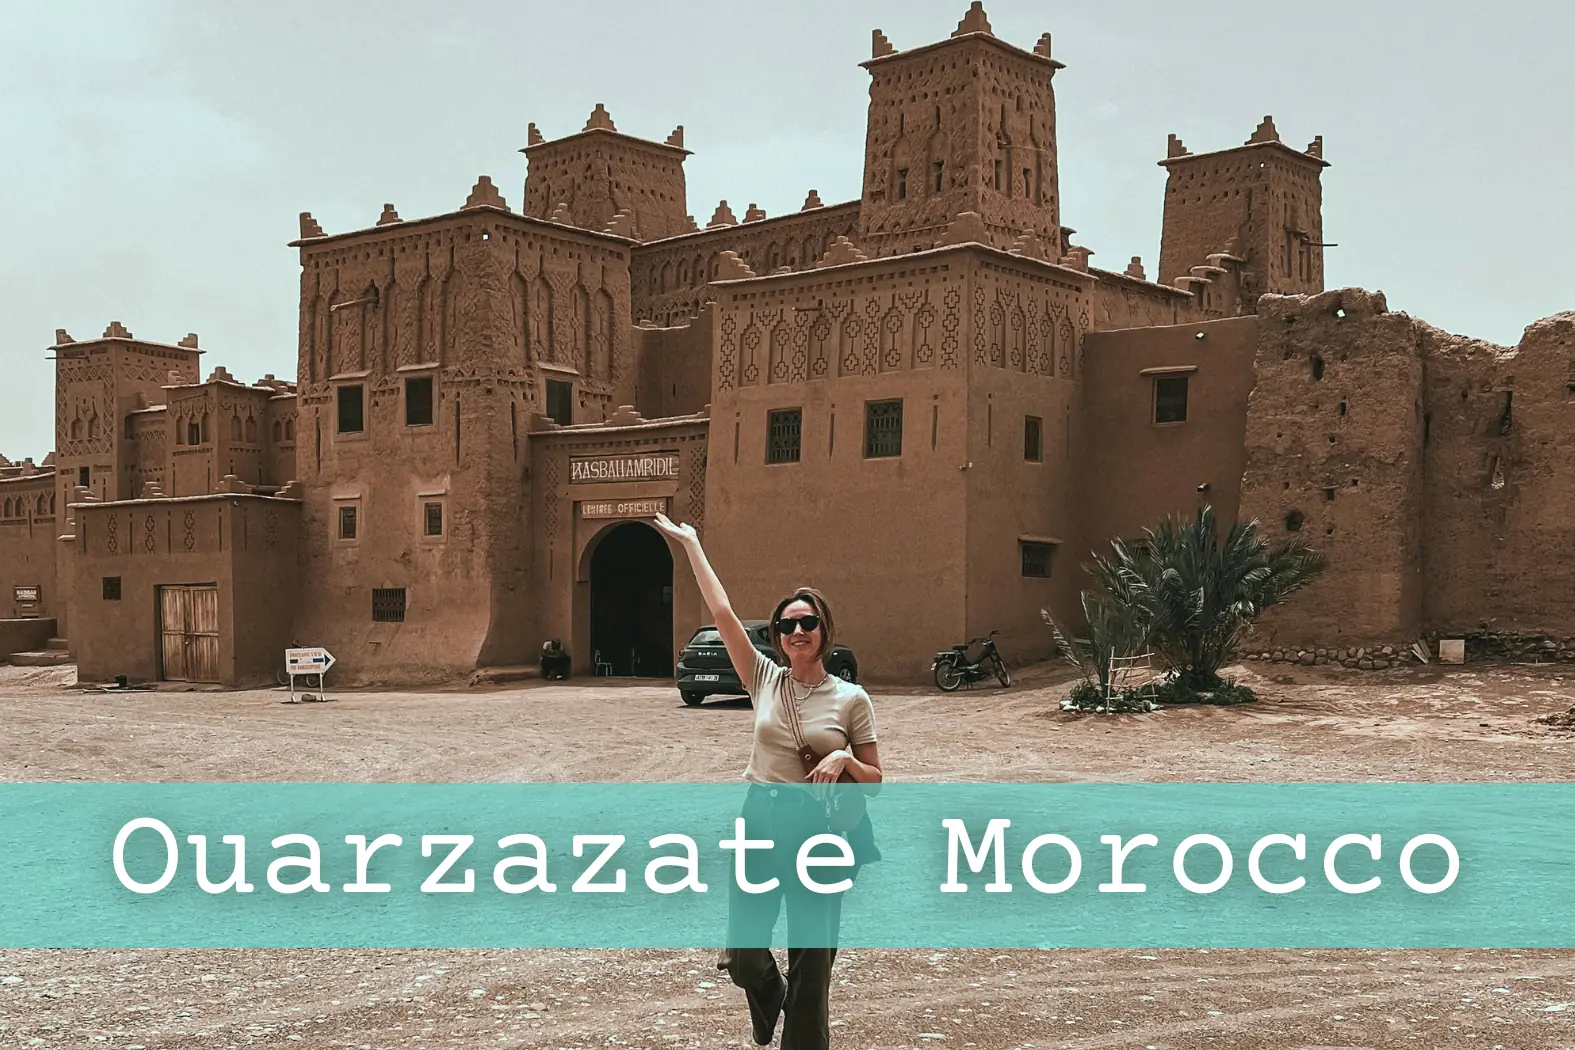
left=1324, top=525, right=1335, bottom=536
left=1350, top=478, right=1359, bottom=487
left=1284, top=509, right=1305, bottom=532
left=1311, top=355, right=1325, bottom=380
left=1423, top=412, right=1432, bottom=445
left=1337, top=400, right=1347, bottom=417
left=1335, top=308, right=1347, bottom=319
left=1322, top=487, right=1336, bottom=502
left=1497, top=391, right=1513, bottom=435
left=1282, top=481, right=1291, bottom=490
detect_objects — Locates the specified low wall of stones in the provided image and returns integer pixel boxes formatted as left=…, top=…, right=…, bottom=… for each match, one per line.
left=1246, top=644, right=1415, bottom=670
left=1244, top=631, right=1575, bottom=670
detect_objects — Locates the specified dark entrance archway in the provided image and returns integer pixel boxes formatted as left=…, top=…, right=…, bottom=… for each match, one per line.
left=588, top=521, right=674, bottom=677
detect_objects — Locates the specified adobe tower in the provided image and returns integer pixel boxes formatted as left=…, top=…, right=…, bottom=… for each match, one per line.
left=1157, top=116, right=1329, bottom=307
left=520, top=105, right=692, bottom=242
left=858, top=2, right=1065, bottom=258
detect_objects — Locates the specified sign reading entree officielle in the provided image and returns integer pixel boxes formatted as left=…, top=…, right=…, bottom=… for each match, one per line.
left=580, top=498, right=669, bottom=519
left=569, top=451, right=680, bottom=484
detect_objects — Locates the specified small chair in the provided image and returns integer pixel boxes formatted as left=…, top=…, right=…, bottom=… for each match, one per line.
left=593, top=649, right=612, bottom=676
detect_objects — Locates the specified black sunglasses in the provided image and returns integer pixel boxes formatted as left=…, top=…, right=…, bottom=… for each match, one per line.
left=774, top=614, right=821, bottom=635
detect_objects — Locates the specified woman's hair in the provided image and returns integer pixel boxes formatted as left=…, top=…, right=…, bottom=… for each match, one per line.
left=769, top=586, right=836, bottom=663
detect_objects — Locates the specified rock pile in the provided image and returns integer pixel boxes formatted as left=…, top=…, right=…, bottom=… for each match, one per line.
left=1435, top=631, right=1575, bottom=663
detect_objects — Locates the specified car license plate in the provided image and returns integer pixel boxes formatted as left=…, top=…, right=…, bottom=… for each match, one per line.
left=695, top=674, right=720, bottom=682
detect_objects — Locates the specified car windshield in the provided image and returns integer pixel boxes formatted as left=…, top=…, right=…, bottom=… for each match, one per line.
left=689, top=629, right=724, bottom=646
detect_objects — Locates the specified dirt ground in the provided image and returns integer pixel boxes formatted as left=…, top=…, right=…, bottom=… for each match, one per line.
left=1, top=659, right=1572, bottom=1049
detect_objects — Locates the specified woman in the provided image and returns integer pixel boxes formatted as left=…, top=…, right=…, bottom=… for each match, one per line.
left=653, top=512, right=882, bottom=1050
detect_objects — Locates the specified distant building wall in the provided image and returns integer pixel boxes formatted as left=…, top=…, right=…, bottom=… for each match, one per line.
left=0, top=473, right=59, bottom=619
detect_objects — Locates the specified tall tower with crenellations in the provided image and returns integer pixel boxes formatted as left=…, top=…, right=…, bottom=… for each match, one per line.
left=1158, top=116, right=1329, bottom=309
left=857, top=3, right=1065, bottom=258
left=521, top=104, right=692, bottom=242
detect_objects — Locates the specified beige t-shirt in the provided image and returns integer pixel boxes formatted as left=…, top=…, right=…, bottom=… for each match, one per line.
left=741, top=651, right=878, bottom=784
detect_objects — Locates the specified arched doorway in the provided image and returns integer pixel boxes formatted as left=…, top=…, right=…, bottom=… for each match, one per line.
left=589, top=521, right=674, bottom=677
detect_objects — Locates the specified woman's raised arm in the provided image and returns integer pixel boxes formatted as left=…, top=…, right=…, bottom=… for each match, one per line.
left=652, top=513, right=762, bottom=686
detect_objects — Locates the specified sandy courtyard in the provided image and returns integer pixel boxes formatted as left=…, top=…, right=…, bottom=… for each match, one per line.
left=0, top=659, right=1572, bottom=1049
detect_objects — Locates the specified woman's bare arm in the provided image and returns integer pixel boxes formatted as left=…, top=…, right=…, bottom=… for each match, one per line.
left=652, top=513, right=761, bottom=685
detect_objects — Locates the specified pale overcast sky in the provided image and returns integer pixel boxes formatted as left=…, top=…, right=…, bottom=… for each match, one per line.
left=2, top=1, right=1570, bottom=461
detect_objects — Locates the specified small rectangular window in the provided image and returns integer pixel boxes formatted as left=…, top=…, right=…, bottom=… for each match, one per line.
left=405, top=376, right=434, bottom=427
left=1024, top=416, right=1042, bottom=462
left=338, top=505, right=358, bottom=540
left=77, top=466, right=90, bottom=488
left=864, top=400, right=903, bottom=459
left=897, top=168, right=908, bottom=200
left=933, top=161, right=945, bottom=193
left=546, top=379, right=574, bottom=427
left=372, top=587, right=406, bottom=622
left=337, top=384, right=365, bottom=434
left=1020, top=541, right=1053, bottom=578
left=424, top=501, right=444, bottom=537
left=1154, top=375, right=1189, bottom=424
left=102, top=576, right=121, bottom=601
left=994, top=159, right=1003, bottom=191
left=766, top=409, right=802, bottom=464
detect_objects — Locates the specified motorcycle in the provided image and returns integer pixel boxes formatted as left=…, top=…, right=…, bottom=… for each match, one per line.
left=932, top=630, right=1011, bottom=691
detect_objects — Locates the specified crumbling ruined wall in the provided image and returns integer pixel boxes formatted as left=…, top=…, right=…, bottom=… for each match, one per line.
left=1239, top=289, right=1426, bottom=648
left=1420, top=312, right=1575, bottom=635
left=1240, top=290, right=1575, bottom=652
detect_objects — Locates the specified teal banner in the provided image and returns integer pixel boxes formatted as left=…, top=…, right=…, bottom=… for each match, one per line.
left=1, top=783, right=1569, bottom=949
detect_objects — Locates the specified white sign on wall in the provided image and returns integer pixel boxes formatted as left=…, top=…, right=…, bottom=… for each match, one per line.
left=569, top=451, right=679, bottom=484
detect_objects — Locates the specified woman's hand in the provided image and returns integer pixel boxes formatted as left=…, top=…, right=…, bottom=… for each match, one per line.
left=652, top=512, right=698, bottom=547
left=809, top=749, right=852, bottom=783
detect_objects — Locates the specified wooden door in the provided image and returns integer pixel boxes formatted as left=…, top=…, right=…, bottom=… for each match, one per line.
left=158, top=584, right=220, bottom=683
left=159, top=586, right=189, bottom=681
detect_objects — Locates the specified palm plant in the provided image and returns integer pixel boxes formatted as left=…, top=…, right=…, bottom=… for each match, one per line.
left=1087, top=506, right=1327, bottom=691
left=1041, top=590, right=1147, bottom=692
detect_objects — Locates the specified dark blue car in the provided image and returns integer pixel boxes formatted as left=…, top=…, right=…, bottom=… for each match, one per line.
left=675, top=619, right=859, bottom=706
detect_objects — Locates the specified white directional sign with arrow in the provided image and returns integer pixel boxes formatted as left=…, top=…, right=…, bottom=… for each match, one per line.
left=283, top=647, right=336, bottom=703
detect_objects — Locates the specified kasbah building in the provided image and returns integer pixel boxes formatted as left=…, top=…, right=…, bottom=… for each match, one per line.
left=2, top=3, right=1572, bottom=688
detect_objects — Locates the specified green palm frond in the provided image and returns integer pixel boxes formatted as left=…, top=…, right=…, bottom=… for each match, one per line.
left=1082, top=506, right=1327, bottom=689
